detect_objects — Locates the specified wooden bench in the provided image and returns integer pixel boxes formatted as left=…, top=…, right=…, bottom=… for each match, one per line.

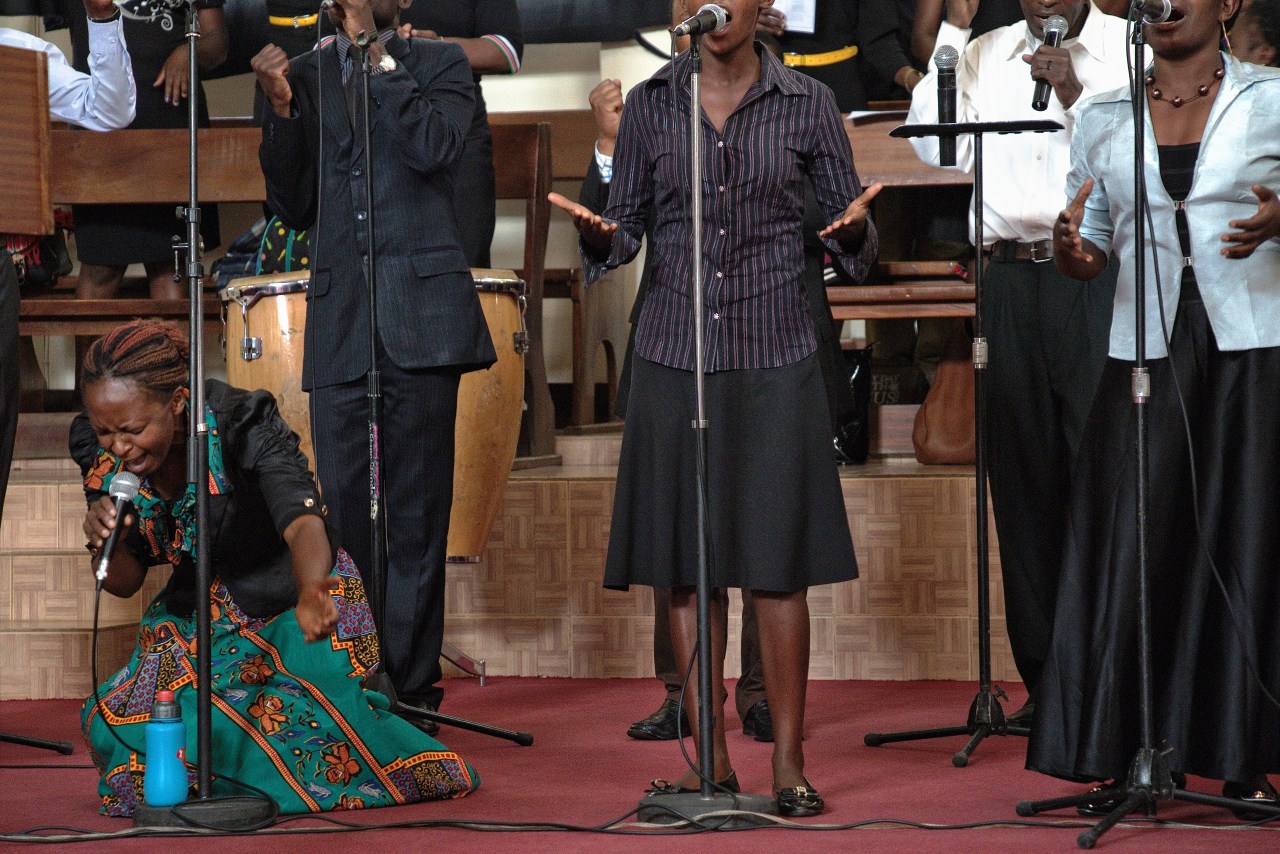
left=828, top=260, right=974, bottom=321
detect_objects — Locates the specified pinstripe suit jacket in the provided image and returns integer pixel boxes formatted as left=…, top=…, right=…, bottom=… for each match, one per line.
left=260, top=34, right=496, bottom=390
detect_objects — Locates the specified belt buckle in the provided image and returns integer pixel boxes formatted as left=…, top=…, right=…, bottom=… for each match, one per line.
left=1028, top=240, right=1053, bottom=263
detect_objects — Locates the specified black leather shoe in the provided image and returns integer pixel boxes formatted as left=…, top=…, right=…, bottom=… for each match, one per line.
left=396, top=699, right=440, bottom=737
left=1006, top=699, right=1035, bottom=726
left=1076, top=781, right=1127, bottom=817
left=627, top=698, right=690, bottom=741
left=742, top=700, right=774, bottom=743
left=1223, top=778, right=1279, bottom=821
left=776, top=781, right=824, bottom=817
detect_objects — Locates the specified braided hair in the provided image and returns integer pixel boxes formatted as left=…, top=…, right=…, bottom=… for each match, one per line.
left=81, top=320, right=191, bottom=401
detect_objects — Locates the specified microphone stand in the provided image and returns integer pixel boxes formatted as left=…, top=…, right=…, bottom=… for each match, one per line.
left=1014, top=9, right=1279, bottom=846
left=636, top=33, right=773, bottom=828
left=864, top=116, right=1061, bottom=765
left=132, top=2, right=271, bottom=829
left=346, top=35, right=531, bottom=747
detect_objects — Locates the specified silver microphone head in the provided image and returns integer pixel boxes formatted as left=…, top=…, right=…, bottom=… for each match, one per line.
left=1044, top=14, right=1070, bottom=41
left=319, top=0, right=336, bottom=8
left=933, top=44, right=960, bottom=72
left=109, top=471, right=141, bottom=503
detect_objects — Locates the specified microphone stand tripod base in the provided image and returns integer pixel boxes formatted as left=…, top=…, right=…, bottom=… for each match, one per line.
left=133, top=797, right=276, bottom=831
left=637, top=791, right=778, bottom=829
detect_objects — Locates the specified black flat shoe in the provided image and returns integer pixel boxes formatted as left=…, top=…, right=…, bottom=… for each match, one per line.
left=628, top=698, right=691, bottom=741
left=645, top=770, right=740, bottom=796
left=742, top=699, right=774, bottom=743
left=776, top=780, right=824, bottom=817
left=1222, top=779, right=1279, bottom=821
left=1076, top=781, right=1127, bottom=817
left=396, top=699, right=440, bottom=736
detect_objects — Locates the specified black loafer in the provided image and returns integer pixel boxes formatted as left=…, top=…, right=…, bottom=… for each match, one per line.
left=742, top=699, right=774, bottom=743
left=1006, top=700, right=1035, bottom=726
left=627, top=698, right=690, bottom=741
left=396, top=699, right=440, bottom=736
left=1076, top=781, right=1127, bottom=817
left=1223, top=779, right=1279, bottom=821
left=776, top=781, right=824, bottom=817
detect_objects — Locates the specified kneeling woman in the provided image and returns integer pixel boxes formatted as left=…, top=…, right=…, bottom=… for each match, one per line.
left=76, top=320, right=477, bottom=816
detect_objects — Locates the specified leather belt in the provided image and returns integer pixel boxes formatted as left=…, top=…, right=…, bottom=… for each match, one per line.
left=986, top=238, right=1053, bottom=263
left=782, top=45, right=858, bottom=68
left=269, top=13, right=319, bottom=27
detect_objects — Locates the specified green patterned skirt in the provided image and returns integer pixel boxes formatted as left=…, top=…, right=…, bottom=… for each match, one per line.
left=82, top=551, right=478, bottom=816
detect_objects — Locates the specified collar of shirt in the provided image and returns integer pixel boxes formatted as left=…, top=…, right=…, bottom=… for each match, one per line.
left=644, top=40, right=808, bottom=100
left=335, top=27, right=397, bottom=81
left=1002, top=1, right=1115, bottom=66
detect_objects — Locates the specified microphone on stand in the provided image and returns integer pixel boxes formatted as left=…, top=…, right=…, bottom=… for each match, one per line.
left=673, top=4, right=732, bottom=38
left=1032, top=15, right=1070, bottom=112
left=94, top=471, right=140, bottom=586
left=1131, top=0, right=1172, bottom=22
left=934, top=45, right=959, bottom=167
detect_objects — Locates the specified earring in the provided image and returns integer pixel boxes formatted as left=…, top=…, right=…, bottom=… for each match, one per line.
left=1221, top=20, right=1232, bottom=53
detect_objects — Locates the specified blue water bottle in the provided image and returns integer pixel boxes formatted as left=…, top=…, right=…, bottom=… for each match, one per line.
left=143, top=689, right=188, bottom=807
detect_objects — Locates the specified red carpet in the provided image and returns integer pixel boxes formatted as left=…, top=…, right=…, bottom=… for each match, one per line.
left=2, top=678, right=1276, bottom=852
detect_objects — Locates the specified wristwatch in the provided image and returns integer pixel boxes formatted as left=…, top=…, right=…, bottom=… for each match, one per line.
left=376, top=52, right=397, bottom=74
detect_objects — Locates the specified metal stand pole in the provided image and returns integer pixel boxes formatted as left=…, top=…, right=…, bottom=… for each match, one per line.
left=865, top=118, right=1061, bottom=764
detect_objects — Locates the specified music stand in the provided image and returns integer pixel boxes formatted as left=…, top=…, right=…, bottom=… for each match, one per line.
left=863, top=118, right=1061, bottom=767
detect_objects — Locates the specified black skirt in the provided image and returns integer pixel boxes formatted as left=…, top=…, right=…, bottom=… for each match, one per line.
left=1027, top=284, right=1280, bottom=784
left=604, top=354, right=858, bottom=593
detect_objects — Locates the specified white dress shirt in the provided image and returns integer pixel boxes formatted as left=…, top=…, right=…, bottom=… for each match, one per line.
left=0, top=18, right=135, bottom=131
left=1070, top=56, right=1280, bottom=360
left=906, top=4, right=1129, bottom=245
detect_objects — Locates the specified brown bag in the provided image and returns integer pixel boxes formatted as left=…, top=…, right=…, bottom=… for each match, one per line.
left=912, top=318, right=975, bottom=465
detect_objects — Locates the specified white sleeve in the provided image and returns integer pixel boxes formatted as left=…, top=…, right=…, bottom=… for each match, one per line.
left=906, top=21, right=976, bottom=173
left=46, top=17, right=136, bottom=131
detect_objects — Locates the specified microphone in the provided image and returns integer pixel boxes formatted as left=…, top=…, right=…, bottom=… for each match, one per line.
left=934, top=45, right=959, bottom=167
left=1032, top=15, right=1070, bottom=112
left=319, top=0, right=335, bottom=8
left=673, top=4, right=731, bottom=38
left=1131, top=0, right=1172, bottom=23
left=94, top=471, right=140, bottom=585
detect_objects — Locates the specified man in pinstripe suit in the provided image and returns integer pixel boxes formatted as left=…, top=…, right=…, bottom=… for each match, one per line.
left=254, top=0, right=495, bottom=726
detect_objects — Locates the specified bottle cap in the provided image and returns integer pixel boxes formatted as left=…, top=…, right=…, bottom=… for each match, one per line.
left=151, top=688, right=181, bottom=720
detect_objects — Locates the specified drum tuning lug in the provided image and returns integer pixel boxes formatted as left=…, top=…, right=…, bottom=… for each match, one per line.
left=513, top=331, right=529, bottom=355
left=241, top=336, right=263, bottom=361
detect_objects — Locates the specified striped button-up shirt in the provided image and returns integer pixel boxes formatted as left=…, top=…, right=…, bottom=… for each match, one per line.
left=583, top=44, right=877, bottom=373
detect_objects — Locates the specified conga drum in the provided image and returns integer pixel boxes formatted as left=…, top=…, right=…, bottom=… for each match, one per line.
left=218, top=272, right=314, bottom=464
left=448, top=270, right=528, bottom=562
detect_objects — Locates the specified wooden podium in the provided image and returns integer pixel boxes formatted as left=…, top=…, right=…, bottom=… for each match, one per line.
left=0, top=44, right=52, bottom=235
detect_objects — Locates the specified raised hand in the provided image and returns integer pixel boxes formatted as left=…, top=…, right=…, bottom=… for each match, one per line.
left=819, top=182, right=884, bottom=243
left=944, top=0, right=982, bottom=30
left=251, top=44, right=293, bottom=118
left=756, top=6, right=786, bottom=38
left=548, top=191, right=619, bottom=251
left=1053, top=179, right=1094, bottom=265
left=589, top=79, right=624, bottom=156
left=1222, top=185, right=1280, bottom=259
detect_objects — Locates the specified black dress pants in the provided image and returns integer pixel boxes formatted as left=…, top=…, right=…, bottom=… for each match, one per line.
left=0, top=259, right=18, bottom=529
left=653, top=587, right=766, bottom=723
left=985, top=252, right=1116, bottom=698
left=310, top=343, right=462, bottom=709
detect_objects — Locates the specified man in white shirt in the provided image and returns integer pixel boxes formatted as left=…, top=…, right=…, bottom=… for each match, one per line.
left=906, top=0, right=1128, bottom=721
left=0, top=0, right=136, bottom=534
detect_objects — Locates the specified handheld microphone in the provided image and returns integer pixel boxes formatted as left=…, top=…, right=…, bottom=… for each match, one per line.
left=1131, top=0, right=1172, bottom=23
left=1032, top=15, right=1070, bottom=112
left=95, top=471, right=140, bottom=585
left=934, top=45, right=959, bottom=167
left=319, top=0, right=335, bottom=8
left=673, top=4, right=731, bottom=38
